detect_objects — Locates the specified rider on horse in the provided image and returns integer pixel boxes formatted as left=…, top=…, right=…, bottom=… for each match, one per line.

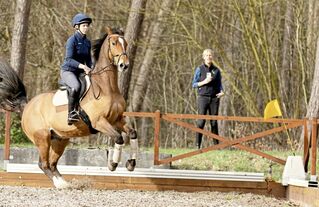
left=60, top=13, right=92, bottom=125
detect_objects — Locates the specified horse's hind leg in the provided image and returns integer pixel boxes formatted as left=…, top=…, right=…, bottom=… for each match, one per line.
left=49, top=137, right=70, bottom=188
left=33, top=130, right=55, bottom=180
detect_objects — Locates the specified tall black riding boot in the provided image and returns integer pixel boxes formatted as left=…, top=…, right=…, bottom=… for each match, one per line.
left=67, top=88, right=79, bottom=125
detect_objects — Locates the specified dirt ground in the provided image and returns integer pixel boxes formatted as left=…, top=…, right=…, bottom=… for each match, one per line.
left=0, top=185, right=300, bottom=207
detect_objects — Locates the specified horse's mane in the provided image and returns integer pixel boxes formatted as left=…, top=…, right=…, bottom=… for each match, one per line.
left=92, top=34, right=108, bottom=61
left=92, top=28, right=125, bottom=61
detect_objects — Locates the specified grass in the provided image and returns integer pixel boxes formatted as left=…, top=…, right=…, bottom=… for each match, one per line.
left=146, top=148, right=319, bottom=182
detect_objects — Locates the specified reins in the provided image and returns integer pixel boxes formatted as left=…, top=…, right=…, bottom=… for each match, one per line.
left=89, top=64, right=112, bottom=100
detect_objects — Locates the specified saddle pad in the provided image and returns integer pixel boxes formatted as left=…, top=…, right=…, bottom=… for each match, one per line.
left=52, top=75, right=91, bottom=106
left=52, top=90, right=68, bottom=106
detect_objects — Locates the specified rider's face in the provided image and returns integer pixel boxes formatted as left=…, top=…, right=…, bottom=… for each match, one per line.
left=78, top=23, right=90, bottom=35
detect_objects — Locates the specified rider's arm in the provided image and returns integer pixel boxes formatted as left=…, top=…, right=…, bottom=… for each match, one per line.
left=64, top=36, right=81, bottom=72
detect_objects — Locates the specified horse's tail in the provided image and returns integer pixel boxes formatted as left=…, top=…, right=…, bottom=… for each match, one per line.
left=0, top=58, right=27, bottom=112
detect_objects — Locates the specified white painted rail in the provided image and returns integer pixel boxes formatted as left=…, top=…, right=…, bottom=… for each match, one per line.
left=6, top=163, right=265, bottom=182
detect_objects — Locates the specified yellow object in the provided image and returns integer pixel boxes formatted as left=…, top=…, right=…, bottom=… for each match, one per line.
left=264, top=99, right=282, bottom=119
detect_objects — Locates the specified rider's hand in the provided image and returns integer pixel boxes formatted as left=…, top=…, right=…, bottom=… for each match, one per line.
left=216, top=91, right=225, bottom=98
left=83, top=66, right=91, bottom=74
left=79, top=64, right=91, bottom=74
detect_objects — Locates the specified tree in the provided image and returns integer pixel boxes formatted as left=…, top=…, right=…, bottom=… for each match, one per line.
left=10, top=0, right=32, bottom=79
left=130, top=0, right=173, bottom=112
left=300, top=39, right=319, bottom=145
left=279, top=1, right=293, bottom=117
left=119, top=0, right=147, bottom=102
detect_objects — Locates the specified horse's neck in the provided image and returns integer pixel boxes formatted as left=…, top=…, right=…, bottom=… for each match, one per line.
left=93, top=58, right=120, bottom=95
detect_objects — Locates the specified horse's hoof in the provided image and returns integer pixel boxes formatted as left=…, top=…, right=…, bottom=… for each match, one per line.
left=108, top=162, right=118, bottom=171
left=53, top=176, right=70, bottom=189
left=126, top=159, right=136, bottom=171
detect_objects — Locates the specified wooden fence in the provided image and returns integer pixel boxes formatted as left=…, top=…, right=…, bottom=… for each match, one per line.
left=123, top=111, right=317, bottom=177
left=1, top=110, right=318, bottom=177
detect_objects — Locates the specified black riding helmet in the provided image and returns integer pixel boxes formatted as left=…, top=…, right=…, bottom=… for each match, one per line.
left=72, top=13, right=92, bottom=27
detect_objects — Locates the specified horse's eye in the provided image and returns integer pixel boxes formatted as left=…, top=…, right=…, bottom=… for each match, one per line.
left=112, top=42, right=116, bottom=46
left=0, top=77, right=2, bottom=82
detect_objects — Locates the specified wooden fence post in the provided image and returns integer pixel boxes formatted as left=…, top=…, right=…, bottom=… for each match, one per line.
left=311, top=117, right=317, bottom=178
left=303, top=119, right=309, bottom=172
left=154, top=110, right=160, bottom=165
left=4, top=111, right=11, bottom=169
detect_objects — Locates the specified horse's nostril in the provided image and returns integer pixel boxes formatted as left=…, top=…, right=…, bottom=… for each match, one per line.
left=120, top=63, right=124, bottom=68
left=124, top=65, right=128, bottom=70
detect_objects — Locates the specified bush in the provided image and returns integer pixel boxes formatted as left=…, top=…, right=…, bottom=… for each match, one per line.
left=0, top=112, right=30, bottom=144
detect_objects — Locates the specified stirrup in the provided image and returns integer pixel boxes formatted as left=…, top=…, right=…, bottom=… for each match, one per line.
left=69, top=110, right=79, bottom=117
left=67, top=110, right=79, bottom=125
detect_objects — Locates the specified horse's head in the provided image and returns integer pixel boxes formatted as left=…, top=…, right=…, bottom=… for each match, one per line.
left=106, top=27, right=129, bottom=72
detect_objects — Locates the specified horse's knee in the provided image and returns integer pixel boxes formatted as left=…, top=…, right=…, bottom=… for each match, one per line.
left=38, top=159, right=49, bottom=171
left=50, top=162, right=57, bottom=171
left=114, top=135, right=124, bottom=145
left=129, top=129, right=137, bottom=139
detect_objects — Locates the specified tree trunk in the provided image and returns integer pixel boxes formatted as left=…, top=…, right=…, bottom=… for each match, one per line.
left=131, top=0, right=173, bottom=112
left=307, top=0, right=319, bottom=55
left=119, top=0, right=147, bottom=102
left=10, top=0, right=32, bottom=79
left=279, top=1, right=293, bottom=117
left=300, top=39, right=319, bottom=146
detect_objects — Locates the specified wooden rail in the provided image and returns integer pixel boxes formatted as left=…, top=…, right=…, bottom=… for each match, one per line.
left=0, top=171, right=286, bottom=198
left=1, top=110, right=318, bottom=177
left=124, top=111, right=317, bottom=177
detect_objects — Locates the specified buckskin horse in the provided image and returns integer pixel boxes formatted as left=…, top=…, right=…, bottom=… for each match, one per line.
left=0, top=27, right=137, bottom=188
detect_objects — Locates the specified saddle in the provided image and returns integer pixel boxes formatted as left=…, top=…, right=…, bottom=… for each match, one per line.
left=53, top=73, right=90, bottom=106
left=53, top=74, right=98, bottom=134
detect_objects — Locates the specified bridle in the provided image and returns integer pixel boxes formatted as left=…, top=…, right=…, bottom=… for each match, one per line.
left=89, top=34, right=128, bottom=99
left=90, top=34, right=128, bottom=76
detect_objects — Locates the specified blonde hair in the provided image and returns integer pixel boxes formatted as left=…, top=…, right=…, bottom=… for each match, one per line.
left=202, top=49, right=214, bottom=59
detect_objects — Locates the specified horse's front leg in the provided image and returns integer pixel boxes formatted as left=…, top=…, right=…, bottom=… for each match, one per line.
left=122, top=124, right=138, bottom=171
left=94, top=118, right=124, bottom=171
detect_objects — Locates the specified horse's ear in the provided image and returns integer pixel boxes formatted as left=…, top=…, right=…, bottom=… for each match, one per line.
left=118, top=27, right=124, bottom=36
left=106, top=27, right=113, bottom=35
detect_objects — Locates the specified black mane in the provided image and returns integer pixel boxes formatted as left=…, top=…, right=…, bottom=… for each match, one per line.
left=92, top=34, right=107, bottom=61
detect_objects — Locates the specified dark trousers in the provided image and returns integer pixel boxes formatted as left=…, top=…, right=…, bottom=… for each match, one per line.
left=196, top=95, right=220, bottom=148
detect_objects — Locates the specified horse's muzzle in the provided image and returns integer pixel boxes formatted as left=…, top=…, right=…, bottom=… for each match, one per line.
left=119, top=63, right=129, bottom=71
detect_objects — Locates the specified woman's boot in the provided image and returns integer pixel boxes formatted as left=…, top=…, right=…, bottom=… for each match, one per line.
left=67, top=88, right=79, bottom=125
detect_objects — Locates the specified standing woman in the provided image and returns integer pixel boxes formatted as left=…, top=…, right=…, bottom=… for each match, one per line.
left=61, top=13, right=93, bottom=125
left=192, top=49, right=224, bottom=149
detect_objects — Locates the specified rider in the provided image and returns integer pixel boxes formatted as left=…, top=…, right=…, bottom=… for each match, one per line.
left=60, top=13, right=92, bottom=125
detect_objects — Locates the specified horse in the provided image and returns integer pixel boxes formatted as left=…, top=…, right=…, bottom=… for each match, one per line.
left=0, top=27, right=138, bottom=188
